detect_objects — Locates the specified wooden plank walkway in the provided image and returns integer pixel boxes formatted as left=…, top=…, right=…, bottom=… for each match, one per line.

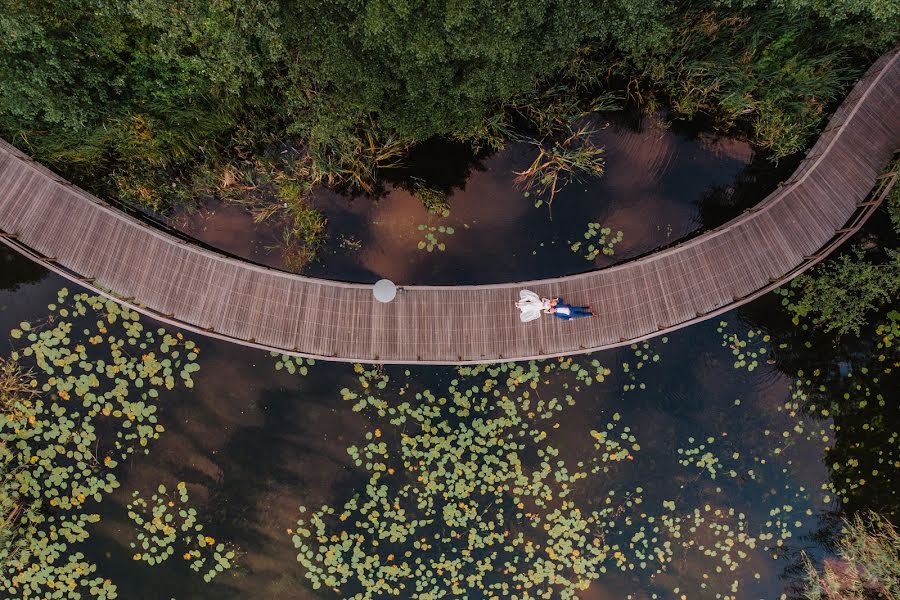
left=1, top=47, right=898, bottom=364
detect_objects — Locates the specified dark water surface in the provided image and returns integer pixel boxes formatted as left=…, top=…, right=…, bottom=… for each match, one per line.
left=173, top=113, right=794, bottom=284
left=3, top=241, right=895, bottom=600
left=0, top=118, right=892, bottom=600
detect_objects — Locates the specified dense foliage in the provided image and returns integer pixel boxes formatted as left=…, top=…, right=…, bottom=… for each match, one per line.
left=780, top=248, right=900, bottom=336
left=281, top=0, right=668, bottom=142
left=1, top=0, right=896, bottom=214
left=779, top=179, right=900, bottom=336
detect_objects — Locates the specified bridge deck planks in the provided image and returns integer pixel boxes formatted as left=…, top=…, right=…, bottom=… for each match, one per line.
left=0, top=48, right=898, bottom=364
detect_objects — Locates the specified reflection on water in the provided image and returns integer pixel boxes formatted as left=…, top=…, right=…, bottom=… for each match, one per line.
left=2, top=244, right=893, bottom=600
left=172, top=113, right=793, bottom=284
left=0, top=244, right=45, bottom=291
left=1, top=104, right=896, bottom=597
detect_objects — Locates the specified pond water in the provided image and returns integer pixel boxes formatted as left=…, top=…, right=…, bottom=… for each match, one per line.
left=172, top=112, right=795, bottom=284
left=2, top=240, right=896, bottom=600
left=1, top=116, right=895, bottom=600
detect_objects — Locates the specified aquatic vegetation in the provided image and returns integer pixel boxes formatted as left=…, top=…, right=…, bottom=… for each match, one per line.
left=802, top=511, right=900, bottom=600
left=810, top=374, right=895, bottom=514
left=620, top=340, right=665, bottom=392
left=415, top=183, right=450, bottom=218
left=773, top=292, right=900, bottom=517
left=127, top=482, right=237, bottom=583
left=570, top=223, right=623, bottom=261
left=515, top=126, right=605, bottom=212
left=338, top=234, right=363, bottom=252
left=875, top=310, right=899, bottom=360
left=776, top=247, right=900, bottom=336
left=0, top=289, right=200, bottom=599
left=281, top=200, right=327, bottom=272
left=271, top=353, right=315, bottom=376
left=678, top=436, right=728, bottom=480
left=416, top=224, right=455, bottom=253
left=284, top=343, right=834, bottom=599
left=762, top=244, right=900, bottom=518
left=0, top=356, right=32, bottom=415
left=0, top=358, right=33, bottom=557
left=292, top=359, right=645, bottom=598
left=718, top=321, right=770, bottom=371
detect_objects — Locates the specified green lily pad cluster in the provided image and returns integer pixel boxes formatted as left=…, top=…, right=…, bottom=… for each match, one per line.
left=0, top=288, right=200, bottom=599
left=416, top=224, right=455, bottom=252
left=127, top=482, right=237, bottom=583
left=291, top=358, right=649, bottom=599
left=278, top=337, right=861, bottom=600
left=271, top=353, right=316, bottom=375
left=717, top=321, right=769, bottom=371
left=337, top=364, right=392, bottom=414
left=570, top=223, right=623, bottom=261
left=677, top=436, right=727, bottom=480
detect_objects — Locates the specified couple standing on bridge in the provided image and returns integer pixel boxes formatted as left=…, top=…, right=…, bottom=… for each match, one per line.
left=515, top=289, right=596, bottom=323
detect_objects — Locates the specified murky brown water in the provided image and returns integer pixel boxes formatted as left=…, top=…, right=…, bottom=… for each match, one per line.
left=171, top=113, right=792, bottom=284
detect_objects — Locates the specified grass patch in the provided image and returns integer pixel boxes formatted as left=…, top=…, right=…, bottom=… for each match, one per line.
left=802, top=512, right=900, bottom=600
left=281, top=198, right=327, bottom=272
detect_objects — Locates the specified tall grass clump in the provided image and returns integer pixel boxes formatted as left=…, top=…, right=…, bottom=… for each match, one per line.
left=414, top=180, right=450, bottom=217
left=308, top=127, right=409, bottom=194
left=271, top=178, right=326, bottom=272
left=620, top=7, right=856, bottom=159
left=803, top=512, right=900, bottom=600
left=280, top=201, right=327, bottom=272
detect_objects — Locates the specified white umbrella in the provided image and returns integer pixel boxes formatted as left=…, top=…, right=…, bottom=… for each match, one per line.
left=373, top=279, right=397, bottom=303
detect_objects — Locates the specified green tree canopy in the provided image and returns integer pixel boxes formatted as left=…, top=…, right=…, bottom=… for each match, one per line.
left=0, top=0, right=896, bottom=209
left=281, top=0, right=672, bottom=142
left=0, top=0, right=134, bottom=132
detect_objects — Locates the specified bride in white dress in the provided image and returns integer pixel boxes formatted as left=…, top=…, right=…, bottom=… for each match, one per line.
left=515, top=289, right=549, bottom=322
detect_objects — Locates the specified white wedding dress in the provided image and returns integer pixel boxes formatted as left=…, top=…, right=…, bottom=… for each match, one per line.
left=516, top=289, right=544, bottom=322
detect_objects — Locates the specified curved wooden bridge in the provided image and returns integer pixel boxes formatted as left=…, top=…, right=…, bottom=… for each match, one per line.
left=1, top=49, right=898, bottom=364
